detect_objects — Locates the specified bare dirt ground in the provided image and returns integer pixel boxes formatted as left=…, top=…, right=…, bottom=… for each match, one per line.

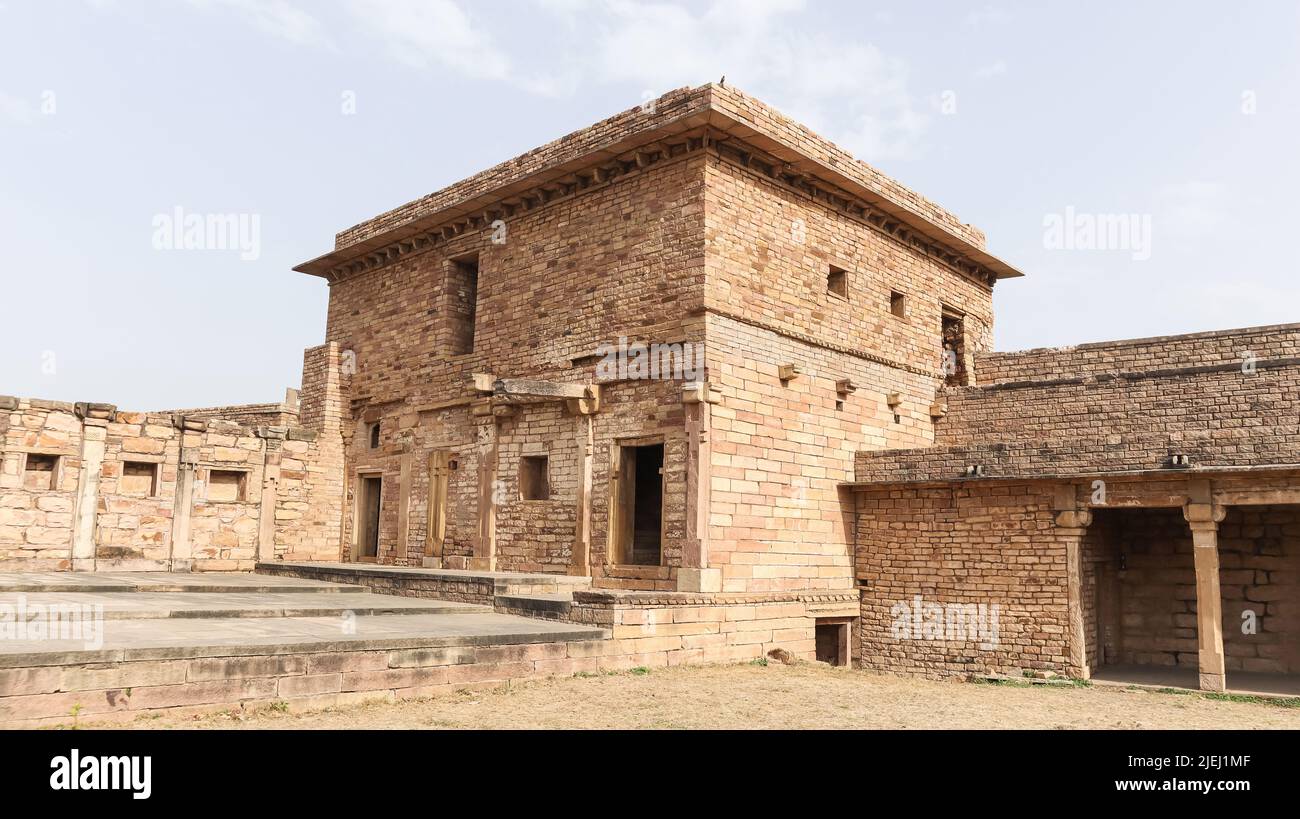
left=93, top=662, right=1300, bottom=730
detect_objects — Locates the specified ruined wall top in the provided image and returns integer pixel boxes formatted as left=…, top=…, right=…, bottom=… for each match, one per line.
left=851, top=322, right=1300, bottom=485
left=977, top=322, right=1300, bottom=386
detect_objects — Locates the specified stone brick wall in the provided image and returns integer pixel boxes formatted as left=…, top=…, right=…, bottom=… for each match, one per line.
left=95, top=411, right=186, bottom=569
left=1219, top=505, right=1300, bottom=675
left=703, top=157, right=992, bottom=376
left=854, top=482, right=1075, bottom=679
left=0, top=345, right=346, bottom=571
left=495, top=402, right=578, bottom=573
left=855, top=355, right=1300, bottom=483
left=701, top=151, right=993, bottom=593
left=155, top=392, right=300, bottom=428
left=272, top=344, right=345, bottom=563
left=705, top=84, right=986, bottom=251
left=324, top=153, right=706, bottom=576
left=0, top=399, right=83, bottom=568
left=938, top=365, right=1300, bottom=448
left=977, top=322, right=1300, bottom=386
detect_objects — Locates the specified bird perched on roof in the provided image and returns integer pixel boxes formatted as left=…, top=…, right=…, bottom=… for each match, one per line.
left=720, top=75, right=726, bottom=87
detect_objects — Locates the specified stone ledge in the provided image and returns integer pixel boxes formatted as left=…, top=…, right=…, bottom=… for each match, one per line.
left=573, top=589, right=859, bottom=607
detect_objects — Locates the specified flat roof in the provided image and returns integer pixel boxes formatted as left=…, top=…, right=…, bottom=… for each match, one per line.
left=295, top=83, right=1025, bottom=281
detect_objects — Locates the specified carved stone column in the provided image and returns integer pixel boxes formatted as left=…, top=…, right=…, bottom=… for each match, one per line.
left=255, top=428, right=286, bottom=564
left=678, top=382, right=720, bottom=593
left=70, top=404, right=115, bottom=571
left=469, top=401, right=504, bottom=572
left=1184, top=484, right=1228, bottom=692
left=570, top=412, right=594, bottom=577
left=1052, top=484, right=1092, bottom=679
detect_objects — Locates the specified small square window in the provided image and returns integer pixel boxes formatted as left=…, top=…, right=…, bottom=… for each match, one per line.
left=121, top=461, right=159, bottom=497
left=890, top=290, right=907, bottom=318
left=207, top=470, right=248, bottom=503
left=827, top=265, right=848, bottom=299
left=23, top=454, right=58, bottom=491
left=519, top=455, right=550, bottom=501
left=367, top=421, right=381, bottom=449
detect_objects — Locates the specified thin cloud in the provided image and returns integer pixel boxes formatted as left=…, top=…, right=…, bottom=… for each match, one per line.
left=185, top=0, right=333, bottom=47
left=581, top=0, right=928, bottom=161
left=0, top=91, right=34, bottom=125
left=965, top=5, right=1010, bottom=28
left=1156, top=181, right=1226, bottom=238
left=153, top=0, right=929, bottom=160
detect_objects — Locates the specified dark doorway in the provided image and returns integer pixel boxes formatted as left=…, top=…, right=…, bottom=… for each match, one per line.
left=941, top=307, right=968, bottom=386
left=358, top=475, right=382, bottom=561
left=816, top=620, right=850, bottom=666
left=616, top=443, right=664, bottom=566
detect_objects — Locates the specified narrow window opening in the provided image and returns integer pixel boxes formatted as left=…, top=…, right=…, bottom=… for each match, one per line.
left=367, top=421, right=381, bottom=450
left=448, top=254, right=480, bottom=355
left=519, top=455, right=550, bottom=500
left=207, top=470, right=248, bottom=503
left=890, top=290, right=907, bottom=318
left=827, top=264, right=848, bottom=299
left=121, top=461, right=159, bottom=497
left=942, top=308, right=969, bottom=386
left=23, top=454, right=58, bottom=491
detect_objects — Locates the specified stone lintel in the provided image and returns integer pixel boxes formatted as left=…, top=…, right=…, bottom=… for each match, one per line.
left=494, top=378, right=592, bottom=400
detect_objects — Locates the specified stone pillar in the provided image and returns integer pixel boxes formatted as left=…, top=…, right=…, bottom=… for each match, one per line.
left=396, top=447, right=413, bottom=562
left=70, top=405, right=114, bottom=571
left=678, top=382, right=719, bottom=593
left=255, top=428, right=286, bottom=564
left=470, top=404, right=501, bottom=572
left=1184, top=487, right=1228, bottom=692
left=170, top=447, right=198, bottom=571
left=570, top=413, right=594, bottom=577
left=1052, top=484, right=1092, bottom=679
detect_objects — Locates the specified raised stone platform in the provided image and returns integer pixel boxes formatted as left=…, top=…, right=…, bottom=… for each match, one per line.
left=257, top=561, right=592, bottom=607
left=0, top=572, right=609, bottom=727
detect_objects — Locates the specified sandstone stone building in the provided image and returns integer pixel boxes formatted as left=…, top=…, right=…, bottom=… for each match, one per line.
left=3, top=84, right=1296, bottom=701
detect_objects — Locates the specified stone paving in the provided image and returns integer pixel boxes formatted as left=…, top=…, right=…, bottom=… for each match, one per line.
left=0, top=572, right=605, bottom=661
left=0, top=571, right=613, bottom=727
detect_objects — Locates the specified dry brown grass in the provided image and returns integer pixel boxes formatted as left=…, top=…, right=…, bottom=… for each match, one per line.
left=104, top=662, right=1300, bottom=730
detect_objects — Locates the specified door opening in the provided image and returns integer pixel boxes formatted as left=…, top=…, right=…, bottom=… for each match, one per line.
left=358, top=475, right=382, bottom=561
left=615, top=443, right=664, bottom=566
left=815, top=620, right=851, bottom=667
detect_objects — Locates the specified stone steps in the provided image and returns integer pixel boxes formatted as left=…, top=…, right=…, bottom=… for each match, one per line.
left=494, top=592, right=574, bottom=621
left=0, top=570, right=366, bottom=595
left=0, top=611, right=608, bottom=665
left=5, top=590, right=488, bottom=620
left=0, top=571, right=612, bottom=727
left=256, top=561, right=592, bottom=608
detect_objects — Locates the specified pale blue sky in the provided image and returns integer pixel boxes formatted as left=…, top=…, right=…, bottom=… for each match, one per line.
left=2, top=0, right=1298, bottom=409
